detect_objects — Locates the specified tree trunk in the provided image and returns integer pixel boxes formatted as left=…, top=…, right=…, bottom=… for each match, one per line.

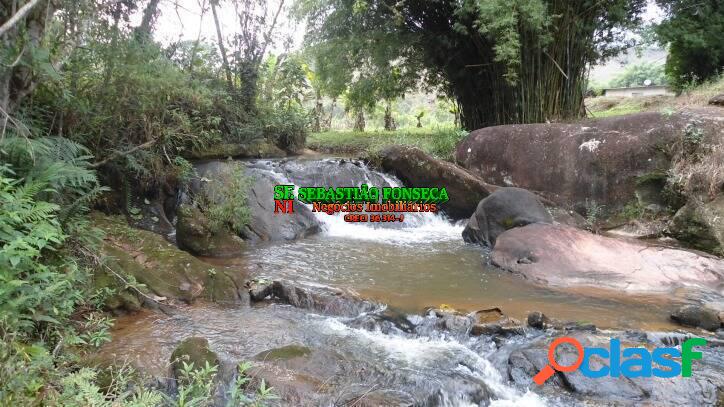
left=323, top=97, right=336, bottom=131
left=0, top=0, right=58, bottom=114
left=353, top=111, right=365, bottom=132
left=383, top=102, right=396, bottom=131
left=134, top=0, right=161, bottom=40
left=210, top=0, right=234, bottom=93
left=311, top=90, right=323, bottom=133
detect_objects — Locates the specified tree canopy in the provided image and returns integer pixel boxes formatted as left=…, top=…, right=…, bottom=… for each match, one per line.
left=296, top=0, right=647, bottom=130
left=655, top=0, right=724, bottom=90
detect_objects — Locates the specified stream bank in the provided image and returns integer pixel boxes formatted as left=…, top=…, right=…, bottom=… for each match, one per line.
left=95, top=152, right=724, bottom=405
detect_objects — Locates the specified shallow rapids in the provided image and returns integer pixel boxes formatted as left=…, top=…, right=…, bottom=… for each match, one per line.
left=100, top=158, right=708, bottom=406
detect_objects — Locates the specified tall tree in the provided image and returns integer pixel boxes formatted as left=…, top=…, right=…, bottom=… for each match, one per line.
left=655, top=0, right=724, bottom=90
left=210, top=0, right=234, bottom=91
left=296, top=0, right=646, bottom=130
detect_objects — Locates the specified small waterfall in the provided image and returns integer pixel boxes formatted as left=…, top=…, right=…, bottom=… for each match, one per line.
left=250, top=158, right=464, bottom=245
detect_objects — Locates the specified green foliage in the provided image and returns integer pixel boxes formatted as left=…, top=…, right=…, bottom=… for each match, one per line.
left=195, top=164, right=252, bottom=235
left=610, top=62, right=667, bottom=88
left=584, top=199, right=605, bottom=232
left=307, top=127, right=467, bottom=160
left=655, top=0, right=724, bottom=91
left=0, top=133, right=106, bottom=404
left=297, top=0, right=647, bottom=129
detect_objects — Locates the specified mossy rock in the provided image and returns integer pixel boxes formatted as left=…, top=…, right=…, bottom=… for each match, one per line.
left=670, top=197, right=724, bottom=255
left=176, top=205, right=245, bottom=257
left=93, top=266, right=142, bottom=314
left=170, top=337, right=220, bottom=381
left=92, top=213, right=242, bottom=304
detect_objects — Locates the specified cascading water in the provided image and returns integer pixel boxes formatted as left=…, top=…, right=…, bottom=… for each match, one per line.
left=99, top=158, right=710, bottom=407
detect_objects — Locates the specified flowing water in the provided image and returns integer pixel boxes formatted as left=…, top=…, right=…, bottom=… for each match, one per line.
left=101, top=158, right=700, bottom=406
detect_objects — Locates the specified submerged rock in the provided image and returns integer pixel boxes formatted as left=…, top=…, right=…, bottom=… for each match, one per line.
left=463, top=187, right=552, bottom=247
left=491, top=223, right=724, bottom=293
left=249, top=279, right=380, bottom=317
left=470, top=307, right=524, bottom=337
left=377, top=145, right=490, bottom=219
left=671, top=305, right=722, bottom=332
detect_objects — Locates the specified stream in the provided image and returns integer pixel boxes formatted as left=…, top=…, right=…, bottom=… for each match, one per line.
left=100, top=158, right=719, bottom=406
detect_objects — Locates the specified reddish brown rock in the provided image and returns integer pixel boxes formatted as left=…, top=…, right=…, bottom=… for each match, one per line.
left=491, top=223, right=724, bottom=293
left=378, top=145, right=490, bottom=219
left=455, top=112, right=687, bottom=211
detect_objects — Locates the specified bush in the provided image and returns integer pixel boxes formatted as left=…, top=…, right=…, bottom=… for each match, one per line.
left=0, top=135, right=105, bottom=404
left=260, top=105, right=309, bottom=154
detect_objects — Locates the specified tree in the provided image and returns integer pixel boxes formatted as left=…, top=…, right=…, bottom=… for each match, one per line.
left=296, top=0, right=646, bottom=130
left=610, top=62, right=667, bottom=88
left=655, top=0, right=724, bottom=90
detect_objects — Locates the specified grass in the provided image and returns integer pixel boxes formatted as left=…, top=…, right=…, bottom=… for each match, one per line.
left=306, top=126, right=468, bottom=160
left=586, top=74, right=724, bottom=118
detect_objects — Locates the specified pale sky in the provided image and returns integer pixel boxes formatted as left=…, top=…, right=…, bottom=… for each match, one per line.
left=147, top=0, right=665, bottom=58
left=147, top=0, right=302, bottom=54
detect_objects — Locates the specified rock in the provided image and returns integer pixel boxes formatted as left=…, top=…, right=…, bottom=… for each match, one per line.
left=93, top=213, right=242, bottom=304
left=491, top=223, right=724, bottom=293
left=669, top=196, right=724, bottom=256
left=463, top=187, right=553, bottom=247
left=671, top=305, right=721, bottom=332
left=377, top=145, right=490, bottom=219
left=170, top=337, right=220, bottom=381
left=527, top=311, right=549, bottom=330
left=461, top=213, right=483, bottom=244
left=270, top=280, right=379, bottom=317
left=176, top=205, right=245, bottom=256
left=507, top=331, right=723, bottom=405
left=186, top=138, right=287, bottom=160
left=708, top=94, right=724, bottom=106
left=470, top=307, right=524, bottom=337
left=455, top=112, right=687, bottom=211
left=604, top=219, right=668, bottom=240
left=191, top=161, right=321, bottom=242
left=248, top=280, right=273, bottom=301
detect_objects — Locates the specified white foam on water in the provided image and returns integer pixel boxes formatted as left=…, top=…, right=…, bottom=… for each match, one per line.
left=316, top=208, right=464, bottom=244
left=318, top=318, right=548, bottom=406
left=259, top=159, right=466, bottom=245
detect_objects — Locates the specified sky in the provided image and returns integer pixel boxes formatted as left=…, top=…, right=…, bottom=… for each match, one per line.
left=148, top=0, right=303, bottom=54
left=147, top=0, right=666, bottom=84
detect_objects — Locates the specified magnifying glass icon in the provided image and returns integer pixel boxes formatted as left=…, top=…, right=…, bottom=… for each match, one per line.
left=533, top=337, right=584, bottom=385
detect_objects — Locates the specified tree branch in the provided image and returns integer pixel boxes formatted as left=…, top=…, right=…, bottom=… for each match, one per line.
left=0, top=0, right=44, bottom=38
left=90, top=138, right=159, bottom=168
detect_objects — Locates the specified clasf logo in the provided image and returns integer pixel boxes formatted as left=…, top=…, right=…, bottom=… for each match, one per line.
left=533, top=336, right=707, bottom=385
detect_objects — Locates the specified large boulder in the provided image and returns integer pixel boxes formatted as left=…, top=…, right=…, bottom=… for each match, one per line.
left=455, top=112, right=688, bottom=212
left=462, top=187, right=552, bottom=247
left=190, top=161, right=321, bottom=242
left=94, top=213, right=246, bottom=305
left=491, top=223, right=724, bottom=293
left=377, top=146, right=490, bottom=219
left=669, top=196, right=724, bottom=256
